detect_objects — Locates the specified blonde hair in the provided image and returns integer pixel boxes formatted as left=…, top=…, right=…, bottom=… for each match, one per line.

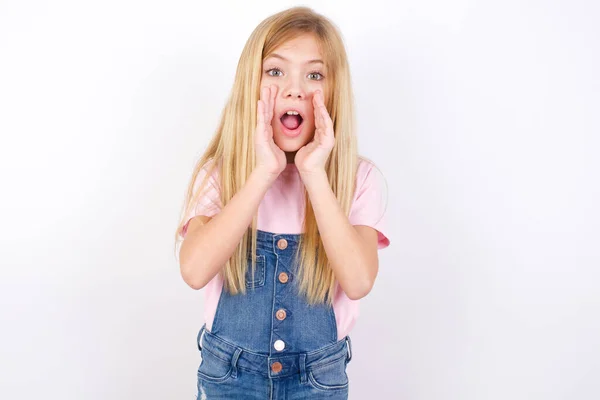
left=175, top=6, right=358, bottom=306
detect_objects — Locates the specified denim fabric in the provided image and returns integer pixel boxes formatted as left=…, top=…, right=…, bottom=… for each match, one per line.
left=196, top=230, right=352, bottom=399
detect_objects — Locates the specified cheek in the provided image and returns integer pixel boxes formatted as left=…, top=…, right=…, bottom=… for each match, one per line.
left=259, top=77, right=282, bottom=97
left=261, top=75, right=280, bottom=87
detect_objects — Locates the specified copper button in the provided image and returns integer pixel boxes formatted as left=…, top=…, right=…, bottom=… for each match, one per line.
left=278, top=272, right=289, bottom=284
left=271, top=361, right=283, bottom=373
left=276, top=309, right=287, bottom=320
left=277, top=238, right=288, bottom=250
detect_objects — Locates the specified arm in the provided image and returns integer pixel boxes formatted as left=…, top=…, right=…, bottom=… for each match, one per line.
left=301, top=171, right=379, bottom=300
left=179, top=167, right=277, bottom=290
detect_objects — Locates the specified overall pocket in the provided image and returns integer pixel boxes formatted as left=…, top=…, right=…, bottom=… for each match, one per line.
left=197, top=346, right=233, bottom=383
left=307, top=355, right=349, bottom=391
left=245, top=254, right=266, bottom=289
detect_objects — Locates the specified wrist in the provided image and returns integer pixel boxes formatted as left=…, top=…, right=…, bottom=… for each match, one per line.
left=299, top=169, right=329, bottom=189
left=251, top=166, right=280, bottom=186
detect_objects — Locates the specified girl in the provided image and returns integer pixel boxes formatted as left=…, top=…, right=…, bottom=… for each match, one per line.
left=175, top=6, right=390, bottom=399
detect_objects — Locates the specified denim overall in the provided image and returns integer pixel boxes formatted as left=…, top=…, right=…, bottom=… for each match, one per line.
left=195, top=230, right=353, bottom=399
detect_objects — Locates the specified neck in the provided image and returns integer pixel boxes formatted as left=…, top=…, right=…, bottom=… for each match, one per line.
left=285, top=151, right=296, bottom=164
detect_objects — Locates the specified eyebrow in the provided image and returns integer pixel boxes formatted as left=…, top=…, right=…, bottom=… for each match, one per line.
left=266, top=53, right=324, bottom=65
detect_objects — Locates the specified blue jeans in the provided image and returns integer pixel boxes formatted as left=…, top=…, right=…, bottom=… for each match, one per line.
left=196, top=325, right=352, bottom=399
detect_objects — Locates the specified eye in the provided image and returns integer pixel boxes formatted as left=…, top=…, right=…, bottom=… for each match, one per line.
left=266, top=68, right=283, bottom=77
left=308, top=72, right=324, bottom=81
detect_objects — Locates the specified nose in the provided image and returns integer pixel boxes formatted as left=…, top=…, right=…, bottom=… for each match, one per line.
left=282, top=77, right=306, bottom=100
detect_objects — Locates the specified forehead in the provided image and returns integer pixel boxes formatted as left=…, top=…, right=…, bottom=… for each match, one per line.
left=265, top=34, right=323, bottom=62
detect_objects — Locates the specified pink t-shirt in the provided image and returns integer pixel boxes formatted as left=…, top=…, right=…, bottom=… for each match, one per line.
left=181, top=158, right=390, bottom=340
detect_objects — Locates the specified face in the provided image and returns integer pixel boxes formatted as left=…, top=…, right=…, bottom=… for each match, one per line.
left=261, top=34, right=328, bottom=152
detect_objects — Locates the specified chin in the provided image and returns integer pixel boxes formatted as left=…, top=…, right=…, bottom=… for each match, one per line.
left=273, top=137, right=306, bottom=152
left=273, top=128, right=313, bottom=152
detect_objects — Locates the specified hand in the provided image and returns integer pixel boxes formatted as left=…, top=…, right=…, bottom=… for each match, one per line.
left=294, top=90, right=335, bottom=175
left=254, top=85, right=286, bottom=179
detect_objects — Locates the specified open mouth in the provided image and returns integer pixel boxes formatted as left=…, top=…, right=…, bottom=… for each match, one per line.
left=279, top=110, right=304, bottom=135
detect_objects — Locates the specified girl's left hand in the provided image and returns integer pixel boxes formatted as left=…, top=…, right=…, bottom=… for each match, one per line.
left=294, top=90, right=335, bottom=175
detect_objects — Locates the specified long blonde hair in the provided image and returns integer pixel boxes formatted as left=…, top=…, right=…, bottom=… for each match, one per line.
left=175, top=6, right=358, bottom=306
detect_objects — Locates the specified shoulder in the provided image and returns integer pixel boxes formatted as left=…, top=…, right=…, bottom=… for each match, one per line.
left=199, top=157, right=221, bottom=177
left=350, top=156, right=388, bottom=207
left=355, top=156, right=385, bottom=193
left=194, top=158, right=222, bottom=187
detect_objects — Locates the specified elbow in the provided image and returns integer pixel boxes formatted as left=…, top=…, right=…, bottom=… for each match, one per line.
left=186, top=278, right=205, bottom=291
left=180, top=262, right=208, bottom=290
left=345, top=278, right=374, bottom=300
left=344, top=259, right=378, bottom=300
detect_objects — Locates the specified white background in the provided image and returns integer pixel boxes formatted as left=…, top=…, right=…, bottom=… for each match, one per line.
left=1, top=1, right=598, bottom=399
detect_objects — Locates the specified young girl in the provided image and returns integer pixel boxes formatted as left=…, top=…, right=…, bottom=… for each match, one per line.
left=176, top=7, right=389, bottom=399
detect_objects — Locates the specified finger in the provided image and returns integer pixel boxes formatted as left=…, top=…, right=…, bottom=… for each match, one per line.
left=268, top=85, right=277, bottom=122
left=313, top=93, right=322, bottom=128
left=257, top=99, right=265, bottom=129
left=260, top=86, right=267, bottom=104
left=260, top=86, right=269, bottom=123
left=321, top=105, right=333, bottom=135
left=313, top=110, right=321, bottom=134
left=316, top=90, right=325, bottom=107
left=264, top=86, right=273, bottom=127
left=314, top=91, right=327, bottom=128
left=312, top=90, right=321, bottom=110
left=263, top=85, right=270, bottom=123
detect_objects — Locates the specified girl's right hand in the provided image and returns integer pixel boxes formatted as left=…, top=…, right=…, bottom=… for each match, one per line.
left=255, top=85, right=286, bottom=179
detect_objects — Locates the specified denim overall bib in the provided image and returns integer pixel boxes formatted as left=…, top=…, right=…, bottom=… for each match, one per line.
left=195, top=230, right=353, bottom=399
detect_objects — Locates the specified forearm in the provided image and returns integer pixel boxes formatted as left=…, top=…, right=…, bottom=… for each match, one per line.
left=301, top=171, right=375, bottom=299
left=179, top=167, right=276, bottom=289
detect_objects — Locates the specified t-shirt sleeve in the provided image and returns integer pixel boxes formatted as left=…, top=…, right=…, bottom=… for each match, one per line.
left=348, top=161, right=390, bottom=250
left=180, top=162, right=222, bottom=238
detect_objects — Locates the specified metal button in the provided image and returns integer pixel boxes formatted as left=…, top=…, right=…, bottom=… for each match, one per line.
left=278, top=272, right=289, bottom=283
left=277, top=238, right=288, bottom=250
left=274, top=339, right=285, bottom=351
left=271, top=361, right=282, bottom=373
left=276, top=309, right=287, bottom=321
